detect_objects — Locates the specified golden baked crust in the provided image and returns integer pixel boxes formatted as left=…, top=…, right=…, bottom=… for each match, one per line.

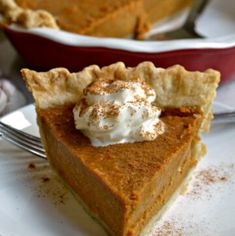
left=0, top=0, right=58, bottom=28
left=21, top=65, right=99, bottom=109
left=21, top=62, right=220, bottom=130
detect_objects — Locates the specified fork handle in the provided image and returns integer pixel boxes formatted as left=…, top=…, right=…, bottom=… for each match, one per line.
left=213, top=111, right=235, bottom=124
left=184, top=0, right=210, bottom=30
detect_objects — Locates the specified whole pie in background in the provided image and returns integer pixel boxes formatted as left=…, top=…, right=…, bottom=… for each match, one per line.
left=0, top=0, right=192, bottom=38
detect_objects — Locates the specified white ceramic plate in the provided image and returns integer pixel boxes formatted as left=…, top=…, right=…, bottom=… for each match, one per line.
left=0, top=104, right=235, bottom=236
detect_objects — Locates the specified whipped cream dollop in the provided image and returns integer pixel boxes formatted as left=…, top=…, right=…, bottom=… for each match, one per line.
left=73, top=78, right=164, bottom=146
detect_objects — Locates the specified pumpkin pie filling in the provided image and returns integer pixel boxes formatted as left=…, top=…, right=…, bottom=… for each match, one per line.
left=21, top=62, right=220, bottom=235
left=38, top=105, right=202, bottom=235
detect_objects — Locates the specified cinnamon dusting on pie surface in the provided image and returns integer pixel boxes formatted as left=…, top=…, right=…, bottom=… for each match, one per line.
left=185, top=165, right=233, bottom=200
left=27, top=163, right=69, bottom=207
left=27, top=162, right=36, bottom=170
left=36, top=174, right=69, bottom=206
left=152, top=219, right=184, bottom=236
left=84, top=77, right=153, bottom=96
left=74, top=75, right=164, bottom=145
left=151, top=217, right=207, bottom=236
left=89, top=102, right=120, bottom=120
left=41, top=176, right=50, bottom=183
left=151, top=164, right=235, bottom=235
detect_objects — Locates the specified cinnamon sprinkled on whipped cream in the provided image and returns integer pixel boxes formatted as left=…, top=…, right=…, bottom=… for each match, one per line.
left=73, top=78, right=164, bottom=146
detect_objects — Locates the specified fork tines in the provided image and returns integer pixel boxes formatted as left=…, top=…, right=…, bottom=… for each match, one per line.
left=0, top=121, right=46, bottom=159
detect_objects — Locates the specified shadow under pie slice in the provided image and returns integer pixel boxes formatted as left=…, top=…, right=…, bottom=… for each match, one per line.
left=21, top=62, right=220, bottom=236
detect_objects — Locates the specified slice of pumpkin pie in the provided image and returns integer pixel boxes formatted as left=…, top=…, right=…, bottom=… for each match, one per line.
left=21, top=62, right=219, bottom=236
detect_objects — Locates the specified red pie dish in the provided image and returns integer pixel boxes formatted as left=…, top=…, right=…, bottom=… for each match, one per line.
left=2, top=0, right=235, bottom=83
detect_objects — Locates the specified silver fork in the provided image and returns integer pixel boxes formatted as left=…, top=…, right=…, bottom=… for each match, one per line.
left=0, top=111, right=235, bottom=159
left=0, top=121, right=46, bottom=159
left=147, top=0, right=210, bottom=40
left=213, top=111, right=235, bottom=125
